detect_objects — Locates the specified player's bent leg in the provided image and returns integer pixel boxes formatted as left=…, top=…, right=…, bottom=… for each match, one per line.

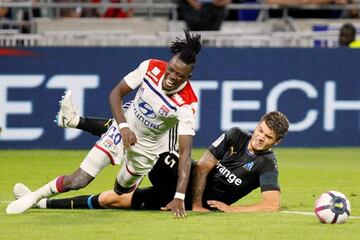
left=6, top=174, right=80, bottom=214
left=61, top=168, right=94, bottom=191
left=79, top=146, right=113, bottom=178
left=45, top=190, right=133, bottom=210
left=113, top=163, right=144, bottom=195
left=45, top=194, right=104, bottom=209
left=98, top=190, right=133, bottom=209
left=77, top=117, right=112, bottom=137
left=131, top=187, right=166, bottom=210
left=6, top=146, right=111, bottom=214
left=6, top=176, right=67, bottom=214
left=61, top=145, right=115, bottom=191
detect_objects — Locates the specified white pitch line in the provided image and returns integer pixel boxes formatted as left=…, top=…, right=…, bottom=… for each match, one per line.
left=282, top=210, right=315, bottom=216
left=1, top=200, right=360, bottom=219
left=281, top=210, right=360, bottom=219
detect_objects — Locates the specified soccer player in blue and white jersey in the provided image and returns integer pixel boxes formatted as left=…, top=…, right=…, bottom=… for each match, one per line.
left=6, top=30, right=202, bottom=218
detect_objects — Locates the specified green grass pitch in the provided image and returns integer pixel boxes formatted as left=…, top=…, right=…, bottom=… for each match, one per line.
left=0, top=148, right=359, bottom=240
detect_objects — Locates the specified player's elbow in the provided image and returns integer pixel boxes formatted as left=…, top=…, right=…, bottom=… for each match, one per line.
left=261, top=190, right=281, bottom=212
left=263, top=201, right=281, bottom=212
left=109, top=87, right=119, bottom=104
left=267, top=204, right=281, bottom=212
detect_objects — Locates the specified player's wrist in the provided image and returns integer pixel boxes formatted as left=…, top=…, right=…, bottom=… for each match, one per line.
left=174, top=192, right=185, bottom=200
left=118, top=122, right=129, bottom=130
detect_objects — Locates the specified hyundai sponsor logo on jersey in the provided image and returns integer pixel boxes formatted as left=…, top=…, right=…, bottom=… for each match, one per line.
left=0, top=47, right=359, bottom=148
left=133, top=107, right=160, bottom=130
left=138, top=98, right=156, bottom=119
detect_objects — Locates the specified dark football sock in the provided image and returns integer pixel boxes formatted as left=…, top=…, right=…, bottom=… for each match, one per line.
left=76, top=117, right=112, bottom=136
left=46, top=194, right=104, bottom=209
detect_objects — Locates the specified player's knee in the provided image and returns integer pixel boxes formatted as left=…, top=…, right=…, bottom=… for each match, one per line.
left=99, top=191, right=119, bottom=208
left=98, top=191, right=112, bottom=206
left=99, top=190, right=132, bottom=209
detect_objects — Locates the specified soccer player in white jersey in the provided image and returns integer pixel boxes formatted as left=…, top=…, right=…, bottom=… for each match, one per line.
left=6, top=29, right=202, bottom=217
left=14, top=111, right=289, bottom=213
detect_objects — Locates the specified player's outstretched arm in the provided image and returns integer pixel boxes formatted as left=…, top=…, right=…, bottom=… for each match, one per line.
left=109, top=80, right=137, bottom=148
left=161, top=135, right=192, bottom=218
left=191, top=150, right=218, bottom=212
left=207, top=190, right=281, bottom=213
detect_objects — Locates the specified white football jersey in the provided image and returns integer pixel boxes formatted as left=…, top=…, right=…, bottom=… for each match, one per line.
left=123, top=59, right=198, bottom=155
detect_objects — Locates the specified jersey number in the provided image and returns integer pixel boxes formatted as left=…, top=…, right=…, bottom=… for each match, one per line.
left=164, top=155, right=176, bottom=168
left=108, top=126, right=121, bottom=145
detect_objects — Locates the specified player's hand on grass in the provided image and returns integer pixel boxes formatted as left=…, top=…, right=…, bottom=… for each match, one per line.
left=120, top=128, right=137, bottom=148
left=161, top=198, right=187, bottom=218
left=207, top=200, right=232, bottom=212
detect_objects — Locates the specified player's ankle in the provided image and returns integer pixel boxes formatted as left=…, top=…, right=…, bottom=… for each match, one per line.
left=37, top=199, right=47, bottom=209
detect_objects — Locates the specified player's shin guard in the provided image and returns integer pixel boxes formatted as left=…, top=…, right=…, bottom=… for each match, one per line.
left=46, top=194, right=104, bottom=209
left=114, top=181, right=136, bottom=195
left=113, top=164, right=142, bottom=195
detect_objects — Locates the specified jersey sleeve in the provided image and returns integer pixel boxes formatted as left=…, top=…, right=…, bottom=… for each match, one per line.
left=177, top=104, right=196, bottom=136
left=123, top=60, right=150, bottom=89
left=258, top=159, right=280, bottom=192
left=208, top=127, right=239, bottom=160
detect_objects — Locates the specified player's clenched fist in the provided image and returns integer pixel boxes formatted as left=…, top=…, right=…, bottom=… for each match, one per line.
left=119, top=127, right=137, bottom=148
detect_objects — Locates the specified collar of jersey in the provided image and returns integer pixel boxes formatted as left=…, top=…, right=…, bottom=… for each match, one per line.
left=246, top=140, right=272, bottom=157
left=245, top=141, right=255, bottom=157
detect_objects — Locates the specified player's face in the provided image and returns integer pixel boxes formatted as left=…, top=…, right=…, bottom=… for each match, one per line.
left=163, top=56, right=192, bottom=92
left=339, top=29, right=354, bottom=46
left=249, top=121, right=278, bottom=153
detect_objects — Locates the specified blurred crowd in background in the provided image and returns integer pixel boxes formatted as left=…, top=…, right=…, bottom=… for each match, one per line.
left=1, top=1, right=360, bottom=28
left=1, top=0, right=360, bottom=47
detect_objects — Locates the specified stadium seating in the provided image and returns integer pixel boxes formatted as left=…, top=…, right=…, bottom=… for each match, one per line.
left=1, top=1, right=360, bottom=47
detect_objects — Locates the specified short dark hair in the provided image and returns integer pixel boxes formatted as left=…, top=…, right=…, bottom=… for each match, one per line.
left=170, top=29, right=202, bottom=66
left=340, top=23, right=356, bottom=36
left=261, top=111, right=289, bottom=140
left=339, top=23, right=356, bottom=47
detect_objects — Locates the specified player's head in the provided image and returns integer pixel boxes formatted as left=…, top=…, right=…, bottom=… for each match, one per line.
left=249, top=111, right=289, bottom=153
left=339, top=23, right=356, bottom=47
left=163, top=29, right=202, bottom=93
